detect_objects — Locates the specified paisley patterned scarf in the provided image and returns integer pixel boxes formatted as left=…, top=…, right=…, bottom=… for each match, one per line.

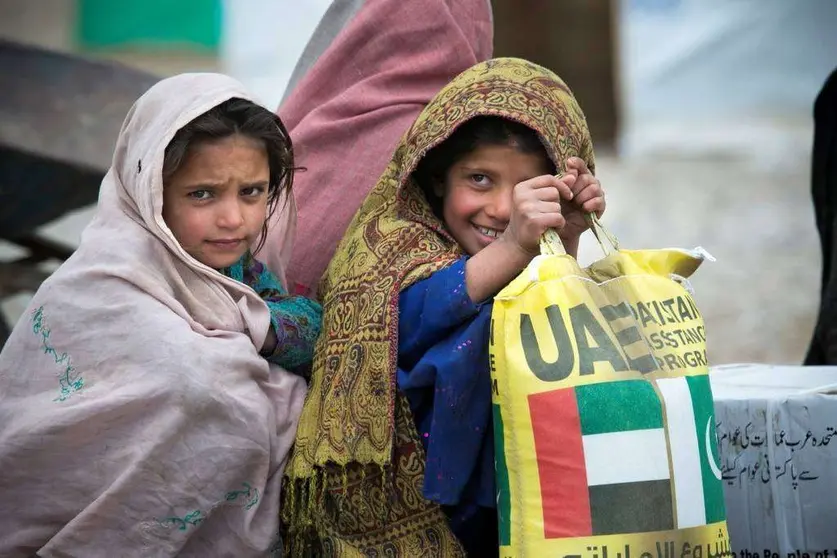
left=283, top=57, right=596, bottom=556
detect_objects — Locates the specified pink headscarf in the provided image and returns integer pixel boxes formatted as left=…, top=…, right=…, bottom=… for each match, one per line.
left=258, top=0, right=493, bottom=296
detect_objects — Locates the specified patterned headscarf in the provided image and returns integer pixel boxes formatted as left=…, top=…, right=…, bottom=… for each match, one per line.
left=283, top=57, right=595, bottom=556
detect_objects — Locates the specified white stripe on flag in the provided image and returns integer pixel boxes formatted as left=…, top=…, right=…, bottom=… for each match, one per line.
left=657, top=377, right=705, bottom=528
left=582, top=429, right=670, bottom=486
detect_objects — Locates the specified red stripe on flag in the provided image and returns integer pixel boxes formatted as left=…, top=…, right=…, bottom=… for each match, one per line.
left=529, top=388, right=593, bottom=538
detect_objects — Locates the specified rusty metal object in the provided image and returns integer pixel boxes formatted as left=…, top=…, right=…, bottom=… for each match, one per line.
left=0, top=40, right=159, bottom=344
left=0, top=39, right=158, bottom=238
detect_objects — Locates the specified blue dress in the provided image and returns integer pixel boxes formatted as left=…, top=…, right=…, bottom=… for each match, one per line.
left=396, top=257, right=497, bottom=554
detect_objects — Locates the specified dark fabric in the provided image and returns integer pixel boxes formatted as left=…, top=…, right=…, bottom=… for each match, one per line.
left=443, top=505, right=499, bottom=557
left=806, top=68, right=837, bottom=364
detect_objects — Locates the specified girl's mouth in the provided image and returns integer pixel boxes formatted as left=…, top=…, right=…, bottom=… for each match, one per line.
left=475, top=225, right=502, bottom=239
left=206, top=239, right=245, bottom=250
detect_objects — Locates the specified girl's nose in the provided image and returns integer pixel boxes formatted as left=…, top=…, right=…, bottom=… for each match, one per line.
left=485, top=185, right=513, bottom=223
left=217, top=199, right=245, bottom=229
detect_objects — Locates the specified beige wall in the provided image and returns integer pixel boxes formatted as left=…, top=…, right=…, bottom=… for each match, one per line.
left=0, top=0, right=74, bottom=51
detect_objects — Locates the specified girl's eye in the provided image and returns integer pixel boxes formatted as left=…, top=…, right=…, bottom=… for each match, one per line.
left=470, top=174, right=490, bottom=186
left=187, top=190, right=212, bottom=200
left=241, top=186, right=266, bottom=197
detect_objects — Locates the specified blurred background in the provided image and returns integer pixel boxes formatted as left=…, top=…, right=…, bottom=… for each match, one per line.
left=1, top=0, right=836, bottom=364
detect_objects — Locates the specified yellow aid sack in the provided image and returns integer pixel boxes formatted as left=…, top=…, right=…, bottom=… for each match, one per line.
left=491, top=223, right=730, bottom=557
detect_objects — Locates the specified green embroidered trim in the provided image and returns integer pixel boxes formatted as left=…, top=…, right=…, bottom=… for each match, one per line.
left=155, top=482, right=261, bottom=532
left=31, top=306, right=84, bottom=401
left=158, top=510, right=205, bottom=531
left=224, top=481, right=260, bottom=510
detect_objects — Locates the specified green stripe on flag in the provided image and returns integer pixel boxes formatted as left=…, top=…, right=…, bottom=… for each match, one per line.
left=493, top=404, right=511, bottom=546
left=576, top=380, right=662, bottom=435
left=686, top=375, right=726, bottom=523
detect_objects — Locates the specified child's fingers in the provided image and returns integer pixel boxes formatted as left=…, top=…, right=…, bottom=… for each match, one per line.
left=581, top=196, right=606, bottom=217
left=535, top=211, right=566, bottom=231
left=536, top=200, right=563, bottom=215
left=529, top=185, right=559, bottom=203
left=572, top=180, right=604, bottom=205
left=559, top=166, right=579, bottom=179
left=569, top=170, right=598, bottom=197
left=522, top=174, right=567, bottom=191
left=566, top=157, right=592, bottom=177
left=521, top=174, right=575, bottom=201
left=554, top=175, right=575, bottom=201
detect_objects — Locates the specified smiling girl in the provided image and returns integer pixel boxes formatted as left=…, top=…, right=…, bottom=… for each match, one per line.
left=283, top=58, right=605, bottom=557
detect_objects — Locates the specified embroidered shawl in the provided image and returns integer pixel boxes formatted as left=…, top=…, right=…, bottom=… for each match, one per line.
left=283, top=58, right=595, bottom=556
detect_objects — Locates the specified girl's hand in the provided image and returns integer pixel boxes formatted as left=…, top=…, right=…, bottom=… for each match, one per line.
left=559, top=157, right=606, bottom=243
left=501, top=172, right=578, bottom=256
left=465, top=171, right=578, bottom=303
left=261, top=325, right=278, bottom=356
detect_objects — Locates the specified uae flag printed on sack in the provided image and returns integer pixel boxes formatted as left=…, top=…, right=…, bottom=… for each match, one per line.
left=528, top=376, right=725, bottom=538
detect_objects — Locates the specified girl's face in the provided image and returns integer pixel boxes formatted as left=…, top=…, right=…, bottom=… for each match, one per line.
left=435, top=143, right=552, bottom=256
left=162, top=134, right=270, bottom=269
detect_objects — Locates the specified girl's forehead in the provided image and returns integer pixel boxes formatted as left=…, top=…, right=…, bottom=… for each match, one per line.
left=454, top=143, right=554, bottom=172
left=166, top=136, right=270, bottom=186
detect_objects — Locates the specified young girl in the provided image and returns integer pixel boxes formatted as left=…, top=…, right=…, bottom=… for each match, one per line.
left=161, top=96, right=321, bottom=372
left=0, top=74, right=319, bottom=556
left=283, top=58, right=604, bottom=557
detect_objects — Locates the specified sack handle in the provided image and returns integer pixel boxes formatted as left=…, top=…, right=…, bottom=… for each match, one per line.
left=539, top=170, right=620, bottom=257
left=539, top=213, right=619, bottom=256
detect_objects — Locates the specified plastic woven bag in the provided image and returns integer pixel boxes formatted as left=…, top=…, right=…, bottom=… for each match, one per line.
left=491, top=216, right=730, bottom=557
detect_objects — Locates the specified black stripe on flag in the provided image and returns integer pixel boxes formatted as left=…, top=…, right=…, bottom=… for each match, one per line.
left=589, top=479, right=674, bottom=534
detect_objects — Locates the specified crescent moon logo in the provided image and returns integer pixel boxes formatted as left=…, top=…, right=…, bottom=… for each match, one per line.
left=705, top=418, right=722, bottom=480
